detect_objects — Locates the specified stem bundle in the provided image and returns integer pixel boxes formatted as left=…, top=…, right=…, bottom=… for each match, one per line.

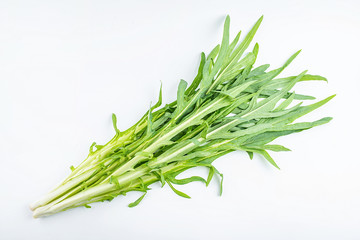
left=30, top=16, right=334, bottom=218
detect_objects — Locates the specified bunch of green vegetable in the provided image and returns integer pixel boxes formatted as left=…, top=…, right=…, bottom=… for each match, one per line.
left=30, top=16, right=334, bottom=218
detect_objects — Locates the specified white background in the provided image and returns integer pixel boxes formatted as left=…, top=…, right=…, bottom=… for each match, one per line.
left=1, top=0, right=359, bottom=239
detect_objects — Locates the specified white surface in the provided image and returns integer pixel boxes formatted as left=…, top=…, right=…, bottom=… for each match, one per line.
left=1, top=0, right=360, bottom=239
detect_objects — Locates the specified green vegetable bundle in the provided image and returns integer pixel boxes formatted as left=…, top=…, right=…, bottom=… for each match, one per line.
left=30, top=16, right=334, bottom=218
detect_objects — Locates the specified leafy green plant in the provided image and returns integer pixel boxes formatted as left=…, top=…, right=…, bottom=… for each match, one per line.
left=30, top=15, right=334, bottom=218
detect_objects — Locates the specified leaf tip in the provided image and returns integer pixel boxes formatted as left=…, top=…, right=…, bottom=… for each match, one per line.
left=223, top=15, right=230, bottom=33
left=112, top=113, right=120, bottom=134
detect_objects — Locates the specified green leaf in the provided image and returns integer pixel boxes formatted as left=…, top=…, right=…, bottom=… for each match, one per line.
left=185, top=52, right=206, bottom=96
left=256, top=149, right=280, bottom=169
left=110, top=176, right=121, bottom=189
left=166, top=180, right=191, bottom=199
left=146, top=104, right=153, bottom=136
left=176, top=79, right=188, bottom=112
left=224, top=80, right=257, bottom=99
left=221, top=52, right=256, bottom=80
left=256, top=102, right=302, bottom=118
left=259, top=89, right=316, bottom=100
left=205, top=165, right=215, bottom=187
left=202, top=45, right=220, bottom=85
left=152, top=170, right=165, bottom=187
left=263, top=144, right=291, bottom=152
left=265, top=74, right=327, bottom=91
left=128, top=193, right=146, bottom=208
left=151, top=83, right=163, bottom=110
left=252, top=42, right=259, bottom=60
left=211, top=166, right=224, bottom=195
left=250, top=50, right=302, bottom=87
left=168, top=175, right=206, bottom=185
left=112, top=113, right=120, bottom=135
left=243, top=130, right=302, bottom=146
left=200, top=120, right=210, bottom=139
left=227, top=30, right=241, bottom=60
left=89, top=142, right=97, bottom=154
left=95, top=144, right=104, bottom=150
left=152, top=112, right=171, bottom=131
left=227, top=15, right=263, bottom=68
left=207, top=44, right=220, bottom=61
left=204, top=15, right=230, bottom=90
left=283, top=95, right=336, bottom=124
left=300, top=74, right=327, bottom=82
left=219, top=173, right=224, bottom=196
left=272, top=117, right=333, bottom=132
left=275, top=92, right=295, bottom=111
left=247, top=64, right=270, bottom=78
left=246, top=151, right=254, bottom=160
left=241, top=70, right=307, bottom=118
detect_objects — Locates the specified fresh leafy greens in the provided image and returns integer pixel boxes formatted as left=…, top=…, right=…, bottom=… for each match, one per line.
left=30, top=15, right=334, bottom=218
